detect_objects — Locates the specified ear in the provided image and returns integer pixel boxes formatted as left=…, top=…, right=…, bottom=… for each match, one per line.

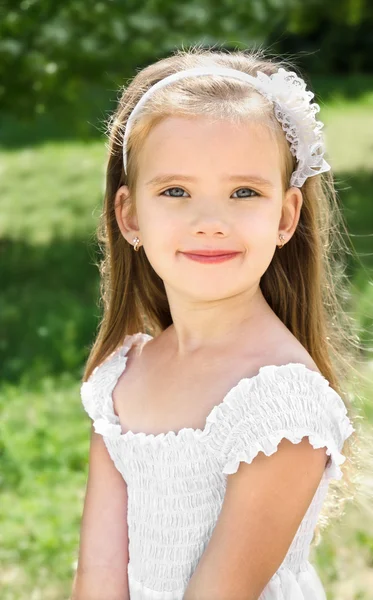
left=114, top=185, right=141, bottom=246
left=278, top=187, right=303, bottom=245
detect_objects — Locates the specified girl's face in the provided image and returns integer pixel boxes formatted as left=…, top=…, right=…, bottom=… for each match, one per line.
left=117, top=115, right=302, bottom=303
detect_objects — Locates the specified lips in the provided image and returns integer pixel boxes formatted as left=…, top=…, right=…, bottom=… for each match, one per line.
left=181, top=251, right=240, bottom=264
left=181, top=250, right=240, bottom=257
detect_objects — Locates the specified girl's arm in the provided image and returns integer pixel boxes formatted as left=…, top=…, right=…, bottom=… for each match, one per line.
left=183, top=437, right=328, bottom=600
left=71, top=425, right=130, bottom=600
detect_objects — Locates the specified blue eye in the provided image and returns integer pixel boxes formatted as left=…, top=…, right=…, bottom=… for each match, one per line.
left=162, top=187, right=188, bottom=197
left=232, top=188, right=258, bottom=198
left=161, top=187, right=259, bottom=198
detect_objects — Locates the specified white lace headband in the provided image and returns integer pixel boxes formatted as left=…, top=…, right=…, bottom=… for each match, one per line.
left=122, top=66, right=331, bottom=188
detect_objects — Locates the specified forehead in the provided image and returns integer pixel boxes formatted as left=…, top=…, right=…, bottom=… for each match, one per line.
left=137, top=115, right=282, bottom=185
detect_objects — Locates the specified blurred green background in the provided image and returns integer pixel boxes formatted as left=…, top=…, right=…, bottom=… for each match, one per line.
left=0, top=1, right=373, bottom=599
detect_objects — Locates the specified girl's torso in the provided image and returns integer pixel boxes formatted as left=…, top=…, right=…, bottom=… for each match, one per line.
left=81, top=329, right=353, bottom=599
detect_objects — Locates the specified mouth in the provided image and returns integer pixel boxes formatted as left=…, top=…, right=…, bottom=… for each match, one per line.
left=180, top=251, right=241, bottom=264
left=180, top=250, right=240, bottom=257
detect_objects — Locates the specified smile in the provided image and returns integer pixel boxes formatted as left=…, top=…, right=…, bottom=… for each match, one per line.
left=180, top=252, right=240, bottom=264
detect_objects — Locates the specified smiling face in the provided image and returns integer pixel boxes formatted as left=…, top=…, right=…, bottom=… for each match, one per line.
left=116, top=114, right=302, bottom=305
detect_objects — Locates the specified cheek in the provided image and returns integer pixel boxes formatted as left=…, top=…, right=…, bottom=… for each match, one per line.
left=241, top=210, right=277, bottom=243
left=240, top=213, right=278, bottom=270
left=142, top=220, right=180, bottom=252
left=138, top=201, right=184, bottom=246
left=138, top=198, right=174, bottom=225
left=137, top=207, right=181, bottom=274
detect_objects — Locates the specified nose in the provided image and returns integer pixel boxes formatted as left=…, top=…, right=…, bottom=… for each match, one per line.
left=195, top=223, right=227, bottom=236
left=191, top=198, right=229, bottom=236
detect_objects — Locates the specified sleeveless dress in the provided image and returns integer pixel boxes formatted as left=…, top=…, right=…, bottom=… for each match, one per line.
left=80, top=332, right=355, bottom=600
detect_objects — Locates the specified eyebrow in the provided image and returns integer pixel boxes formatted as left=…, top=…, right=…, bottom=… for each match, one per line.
left=145, top=174, right=274, bottom=188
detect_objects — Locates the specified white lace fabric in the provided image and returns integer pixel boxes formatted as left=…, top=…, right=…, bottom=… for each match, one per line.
left=80, top=332, right=354, bottom=600
left=122, top=66, right=331, bottom=188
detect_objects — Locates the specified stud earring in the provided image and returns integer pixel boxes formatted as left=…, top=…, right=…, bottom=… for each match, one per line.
left=132, top=236, right=141, bottom=251
left=278, top=234, right=286, bottom=249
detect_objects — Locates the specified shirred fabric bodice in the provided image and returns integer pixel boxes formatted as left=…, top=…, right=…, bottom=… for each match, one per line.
left=80, top=332, right=354, bottom=599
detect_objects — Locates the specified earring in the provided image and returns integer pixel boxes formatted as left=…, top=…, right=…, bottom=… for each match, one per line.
left=278, top=233, right=286, bottom=249
left=132, top=236, right=141, bottom=251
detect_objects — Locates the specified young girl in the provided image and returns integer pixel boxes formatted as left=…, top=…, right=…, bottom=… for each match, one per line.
left=72, top=46, right=358, bottom=600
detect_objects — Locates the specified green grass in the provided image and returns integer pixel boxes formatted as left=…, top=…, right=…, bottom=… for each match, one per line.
left=0, top=141, right=106, bottom=244
left=0, top=376, right=89, bottom=600
left=1, top=78, right=373, bottom=599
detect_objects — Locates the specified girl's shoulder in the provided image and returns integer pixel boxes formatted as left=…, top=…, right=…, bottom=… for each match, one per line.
left=80, top=331, right=152, bottom=422
left=204, top=360, right=355, bottom=481
left=93, top=331, right=152, bottom=375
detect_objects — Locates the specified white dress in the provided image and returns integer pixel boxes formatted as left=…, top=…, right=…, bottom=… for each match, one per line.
left=80, top=332, right=355, bottom=600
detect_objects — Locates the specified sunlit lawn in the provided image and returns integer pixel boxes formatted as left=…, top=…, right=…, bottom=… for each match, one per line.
left=0, top=80, right=373, bottom=599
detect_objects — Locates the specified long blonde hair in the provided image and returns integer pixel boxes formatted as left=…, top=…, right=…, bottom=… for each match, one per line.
left=82, top=44, right=365, bottom=536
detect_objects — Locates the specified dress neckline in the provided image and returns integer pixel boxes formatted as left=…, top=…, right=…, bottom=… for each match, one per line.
left=96, top=331, right=330, bottom=445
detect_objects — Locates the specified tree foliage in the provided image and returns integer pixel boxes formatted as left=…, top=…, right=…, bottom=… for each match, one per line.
left=0, top=0, right=372, bottom=117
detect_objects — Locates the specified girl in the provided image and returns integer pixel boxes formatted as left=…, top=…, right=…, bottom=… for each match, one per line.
left=72, top=46, right=359, bottom=600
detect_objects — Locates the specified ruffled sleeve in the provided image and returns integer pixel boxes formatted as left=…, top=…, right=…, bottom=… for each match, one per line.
left=209, top=363, right=355, bottom=482
left=79, top=351, right=123, bottom=438
left=79, top=334, right=143, bottom=439
left=79, top=332, right=154, bottom=438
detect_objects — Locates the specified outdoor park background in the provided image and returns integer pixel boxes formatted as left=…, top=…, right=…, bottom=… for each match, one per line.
left=0, top=1, right=373, bottom=598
